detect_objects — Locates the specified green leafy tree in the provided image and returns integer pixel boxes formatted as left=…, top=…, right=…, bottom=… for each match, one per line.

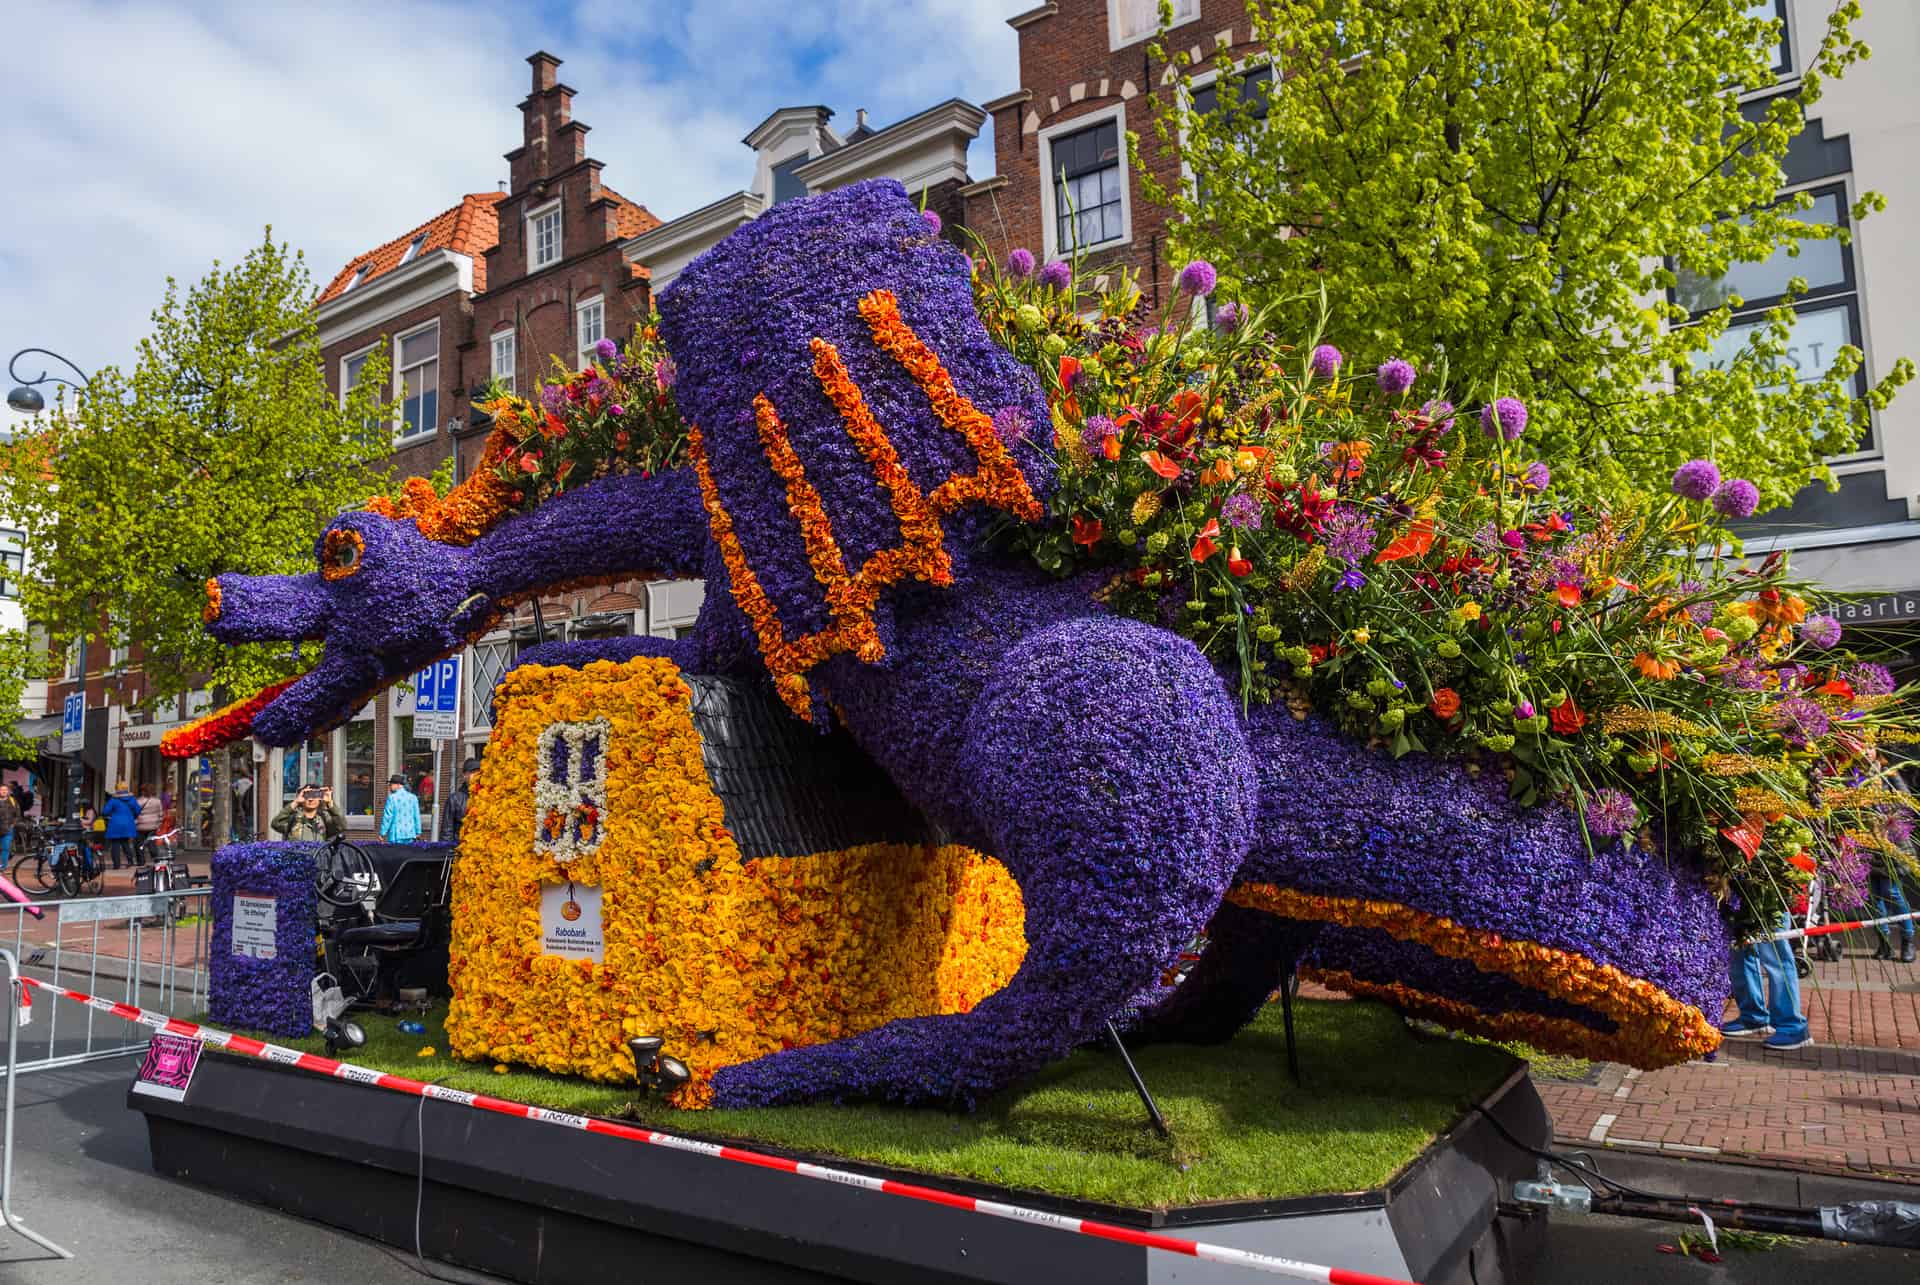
left=0, top=232, right=393, bottom=833
left=1144, top=0, right=1911, bottom=508
left=0, top=629, right=50, bottom=761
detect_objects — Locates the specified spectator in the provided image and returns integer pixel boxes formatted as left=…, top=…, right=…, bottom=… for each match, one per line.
left=0, top=785, right=17, bottom=874
left=102, top=783, right=140, bottom=871
left=271, top=784, right=345, bottom=842
left=231, top=769, right=254, bottom=841
left=1722, top=909, right=1812, bottom=1051
left=442, top=758, right=479, bottom=848
left=380, top=774, right=422, bottom=845
left=134, top=782, right=163, bottom=864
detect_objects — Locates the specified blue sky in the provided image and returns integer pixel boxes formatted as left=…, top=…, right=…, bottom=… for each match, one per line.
left=1, top=0, right=1020, bottom=431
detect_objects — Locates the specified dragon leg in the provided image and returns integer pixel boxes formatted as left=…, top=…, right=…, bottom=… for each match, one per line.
left=1126, top=902, right=1322, bottom=1046
left=710, top=616, right=1255, bottom=1108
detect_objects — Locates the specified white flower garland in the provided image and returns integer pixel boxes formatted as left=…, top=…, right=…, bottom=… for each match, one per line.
left=533, top=718, right=612, bottom=865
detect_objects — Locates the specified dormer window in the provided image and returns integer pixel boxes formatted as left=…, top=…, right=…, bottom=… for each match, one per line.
left=342, top=266, right=368, bottom=293
left=771, top=153, right=810, bottom=204
left=399, top=233, right=428, bottom=265
left=528, top=200, right=563, bottom=271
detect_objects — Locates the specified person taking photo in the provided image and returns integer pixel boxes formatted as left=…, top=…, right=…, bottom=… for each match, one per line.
left=271, top=784, right=345, bottom=843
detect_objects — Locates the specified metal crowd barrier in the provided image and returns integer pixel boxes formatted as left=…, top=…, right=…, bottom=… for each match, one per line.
left=0, top=886, right=212, bottom=1077
left=2, top=948, right=73, bottom=1258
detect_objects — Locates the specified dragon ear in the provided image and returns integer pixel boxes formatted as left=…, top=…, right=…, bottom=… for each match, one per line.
left=363, top=426, right=519, bottom=546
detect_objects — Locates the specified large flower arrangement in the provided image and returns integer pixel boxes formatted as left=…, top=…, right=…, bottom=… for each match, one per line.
left=974, top=253, right=1919, bottom=929
left=445, top=656, right=1026, bottom=1105
left=208, top=842, right=320, bottom=1038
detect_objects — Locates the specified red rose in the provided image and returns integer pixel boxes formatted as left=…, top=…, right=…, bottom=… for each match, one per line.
left=1549, top=697, right=1587, bottom=735
left=1430, top=687, right=1462, bottom=720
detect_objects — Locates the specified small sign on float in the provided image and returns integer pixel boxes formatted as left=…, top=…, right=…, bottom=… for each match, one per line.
left=232, top=893, right=278, bottom=959
left=540, top=882, right=604, bottom=961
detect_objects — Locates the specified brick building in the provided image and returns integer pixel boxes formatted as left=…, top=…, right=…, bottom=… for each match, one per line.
left=963, top=0, right=1259, bottom=310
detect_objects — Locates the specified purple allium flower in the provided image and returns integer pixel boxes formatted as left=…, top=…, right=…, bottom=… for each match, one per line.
left=1670, top=458, right=1721, bottom=501
left=1772, top=694, right=1830, bottom=746
left=1847, top=663, right=1896, bottom=697
left=1421, top=399, right=1457, bottom=433
left=1550, top=558, right=1585, bottom=588
left=1006, top=247, right=1036, bottom=278
left=1711, top=478, right=1760, bottom=519
left=594, top=337, right=619, bottom=362
left=653, top=355, right=677, bottom=390
left=1221, top=492, right=1263, bottom=530
left=1081, top=414, right=1118, bottom=454
left=1038, top=259, right=1073, bottom=291
left=1334, top=568, right=1367, bottom=591
left=1799, top=614, right=1843, bottom=649
left=1178, top=259, right=1218, bottom=296
left=1323, top=506, right=1377, bottom=564
left=1727, top=659, right=1768, bottom=690
left=1310, top=344, right=1343, bottom=379
left=1585, top=788, right=1639, bottom=839
left=540, top=384, right=567, bottom=413
left=1376, top=358, right=1417, bottom=396
left=1889, top=812, right=1917, bottom=848
left=921, top=208, right=943, bottom=233
left=1678, top=581, right=1715, bottom=626
left=1213, top=301, right=1244, bottom=331
left=990, top=405, right=1032, bottom=445
left=1523, top=462, right=1551, bottom=491
left=1480, top=397, right=1529, bottom=441
left=1500, top=529, right=1526, bottom=551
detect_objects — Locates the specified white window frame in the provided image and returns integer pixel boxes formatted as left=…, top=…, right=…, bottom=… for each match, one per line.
left=399, top=232, right=428, bottom=265
left=1107, top=0, right=1199, bottom=51
left=110, top=637, right=130, bottom=671
left=339, top=342, right=377, bottom=410
left=490, top=329, right=517, bottom=394
left=1039, top=105, right=1133, bottom=265
left=576, top=296, right=607, bottom=369
left=392, top=321, right=441, bottom=444
left=527, top=199, right=563, bottom=273
left=0, top=528, right=23, bottom=600
left=341, top=266, right=368, bottom=293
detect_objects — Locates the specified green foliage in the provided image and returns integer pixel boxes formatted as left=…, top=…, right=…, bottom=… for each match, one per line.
left=1143, top=0, right=1911, bottom=509
left=0, top=629, right=49, bottom=758
left=0, top=232, right=395, bottom=707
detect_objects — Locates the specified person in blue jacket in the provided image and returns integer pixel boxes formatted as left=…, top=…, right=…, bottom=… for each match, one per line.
left=102, top=782, right=141, bottom=870
left=379, top=774, right=422, bottom=845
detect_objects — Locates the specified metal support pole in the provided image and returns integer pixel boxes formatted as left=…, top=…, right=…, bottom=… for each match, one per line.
left=1279, top=970, right=1301, bottom=1085
left=0, top=950, right=73, bottom=1259
left=1104, top=1020, right=1170, bottom=1138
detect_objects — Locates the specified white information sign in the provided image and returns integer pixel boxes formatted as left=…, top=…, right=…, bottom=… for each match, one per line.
left=232, top=893, right=278, bottom=960
left=540, top=882, right=604, bottom=961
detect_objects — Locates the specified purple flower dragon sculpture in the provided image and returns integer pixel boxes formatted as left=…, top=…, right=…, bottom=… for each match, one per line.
left=178, top=181, right=1729, bottom=1107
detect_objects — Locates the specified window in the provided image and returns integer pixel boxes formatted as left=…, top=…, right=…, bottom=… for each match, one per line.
left=0, top=529, right=22, bottom=599
left=1108, top=0, right=1198, bottom=50
left=1191, top=65, right=1273, bottom=209
left=399, top=233, right=428, bottom=265
left=341, top=266, right=368, bottom=293
left=490, top=330, right=516, bottom=394
left=395, top=323, right=439, bottom=441
left=280, top=735, right=331, bottom=805
left=771, top=153, right=810, bottom=204
left=341, top=719, right=376, bottom=821
left=528, top=201, right=562, bottom=271
left=1675, top=183, right=1869, bottom=452
left=576, top=297, right=606, bottom=369
left=340, top=346, right=373, bottom=409
left=1748, top=0, right=1790, bottom=75
left=64, top=638, right=81, bottom=681
left=1045, top=113, right=1128, bottom=257
left=465, top=639, right=513, bottom=732
left=110, top=638, right=130, bottom=671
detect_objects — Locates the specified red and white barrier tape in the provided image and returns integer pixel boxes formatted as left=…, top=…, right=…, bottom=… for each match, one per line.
left=17, top=975, right=1415, bottom=1285
left=1755, top=908, right=1920, bottom=944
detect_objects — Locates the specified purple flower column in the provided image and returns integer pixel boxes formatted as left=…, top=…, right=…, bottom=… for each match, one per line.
left=209, top=842, right=319, bottom=1038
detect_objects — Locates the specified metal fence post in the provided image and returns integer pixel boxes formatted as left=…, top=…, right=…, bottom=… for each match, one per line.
left=0, top=948, right=73, bottom=1259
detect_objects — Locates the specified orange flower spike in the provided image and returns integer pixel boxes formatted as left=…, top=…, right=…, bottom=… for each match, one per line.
left=1191, top=519, right=1221, bottom=563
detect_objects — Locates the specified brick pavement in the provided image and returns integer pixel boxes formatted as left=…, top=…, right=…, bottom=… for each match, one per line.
left=1535, top=932, right=1920, bottom=1183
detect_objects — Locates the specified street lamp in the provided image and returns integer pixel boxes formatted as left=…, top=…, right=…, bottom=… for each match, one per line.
left=8, top=348, right=95, bottom=821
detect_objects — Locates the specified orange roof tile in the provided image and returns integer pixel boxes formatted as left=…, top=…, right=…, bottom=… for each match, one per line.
left=600, top=185, right=661, bottom=240
left=316, top=192, right=505, bottom=304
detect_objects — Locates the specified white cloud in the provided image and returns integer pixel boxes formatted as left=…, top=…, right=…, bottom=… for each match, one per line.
left=1, top=0, right=1017, bottom=433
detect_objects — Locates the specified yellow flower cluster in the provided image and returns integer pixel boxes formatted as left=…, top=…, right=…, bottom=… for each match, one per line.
left=445, top=657, right=1027, bottom=1106
left=1701, top=752, right=1789, bottom=777
left=1733, top=787, right=1816, bottom=819
left=1225, top=882, right=1720, bottom=1069
left=1821, top=785, right=1916, bottom=811
left=1600, top=707, right=1711, bottom=738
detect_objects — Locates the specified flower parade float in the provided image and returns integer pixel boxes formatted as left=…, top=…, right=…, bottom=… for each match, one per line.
left=137, top=181, right=1920, bottom=1285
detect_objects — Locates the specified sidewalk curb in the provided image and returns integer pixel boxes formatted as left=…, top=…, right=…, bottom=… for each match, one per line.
left=1552, top=1139, right=1920, bottom=1206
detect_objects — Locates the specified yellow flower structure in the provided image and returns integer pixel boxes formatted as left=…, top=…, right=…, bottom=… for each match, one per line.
left=446, top=657, right=1027, bottom=1106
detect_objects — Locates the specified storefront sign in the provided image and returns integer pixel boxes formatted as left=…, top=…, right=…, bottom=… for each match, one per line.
left=232, top=893, right=278, bottom=959
left=120, top=722, right=184, bottom=749
left=540, top=881, right=604, bottom=961
left=130, top=1033, right=203, bottom=1102
left=1831, top=593, right=1920, bottom=623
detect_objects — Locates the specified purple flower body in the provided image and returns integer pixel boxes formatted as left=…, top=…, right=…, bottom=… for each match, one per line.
left=1420, top=399, right=1455, bottom=432
left=1799, top=614, right=1842, bottom=649
left=1334, top=568, right=1367, bottom=591
left=1310, top=344, right=1343, bottom=378
left=1037, top=260, right=1072, bottom=291
left=1221, top=492, right=1263, bottom=530
left=992, top=406, right=1032, bottom=445
left=1006, top=247, right=1036, bottom=278
left=1213, top=301, right=1244, bottom=331
left=593, top=337, right=619, bottom=363
left=1322, top=507, right=1377, bottom=563
left=1178, top=259, right=1218, bottom=296
left=209, top=842, right=322, bottom=1036
left=1523, top=462, right=1551, bottom=491
left=1671, top=459, right=1721, bottom=501
left=921, top=209, right=942, bottom=233
left=1081, top=414, right=1118, bottom=454
left=1375, top=358, right=1416, bottom=396
left=1772, top=694, right=1830, bottom=746
left=1480, top=397, right=1529, bottom=441
left=1848, top=663, right=1896, bottom=697
left=1711, top=478, right=1760, bottom=519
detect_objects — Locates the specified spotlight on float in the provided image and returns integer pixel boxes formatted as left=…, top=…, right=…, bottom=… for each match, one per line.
left=325, top=1017, right=366, bottom=1058
left=627, top=1035, right=691, bottom=1095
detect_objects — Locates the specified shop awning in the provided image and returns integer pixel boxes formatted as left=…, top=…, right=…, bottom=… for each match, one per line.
left=10, top=714, right=61, bottom=741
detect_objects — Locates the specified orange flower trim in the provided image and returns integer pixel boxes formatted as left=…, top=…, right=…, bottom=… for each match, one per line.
left=364, top=425, right=518, bottom=546
left=159, top=676, right=301, bottom=759
left=201, top=577, right=222, bottom=624
left=444, top=656, right=1028, bottom=1104
left=1226, top=882, right=1721, bottom=1069
left=687, top=293, right=1046, bottom=715
left=320, top=528, right=366, bottom=582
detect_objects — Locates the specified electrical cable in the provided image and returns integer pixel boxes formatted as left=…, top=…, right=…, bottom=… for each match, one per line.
left=368, top=1093, right=500, bottom=1285
left=1467, top=1102, right=1681, bottom=1202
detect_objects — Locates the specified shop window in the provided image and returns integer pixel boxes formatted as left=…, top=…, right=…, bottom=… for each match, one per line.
left=390, top=711, right=439, bottom=820
left=342, top=719, right=376, bottom=821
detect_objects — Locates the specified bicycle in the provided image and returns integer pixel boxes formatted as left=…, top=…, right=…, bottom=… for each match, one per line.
left=46, top=823, right=107, bottom=900
left=135, top=828, right=198, bottom=922
left=7, top=819, right=57, bottom=894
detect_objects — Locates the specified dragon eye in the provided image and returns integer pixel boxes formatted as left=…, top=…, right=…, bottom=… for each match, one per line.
left=322, top=528, right=366, bottom=580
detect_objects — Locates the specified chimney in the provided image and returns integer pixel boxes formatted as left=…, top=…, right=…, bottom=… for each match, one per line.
left=528, top=51, right=562, bottom=93
left=512, top=50, right=576, bottom=190
left=856, top=108, right=869, bottom=130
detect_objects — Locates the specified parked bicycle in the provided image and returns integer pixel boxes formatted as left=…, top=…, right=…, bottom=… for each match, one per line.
left=133, top=828, right=199, bottom=922
left=6, top=818, right=55, bottom=894
left=45, top=822, right=107, bottom=899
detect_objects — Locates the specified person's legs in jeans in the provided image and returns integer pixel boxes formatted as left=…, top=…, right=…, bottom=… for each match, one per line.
left=1869, top=870, right=1912, bottom=956
left=1762, top=914, right=1810, bottom=1047
left=107, top=836, right=131, bottom=870
left=0, top=828, right=12, bottom=873
left=1727, top=941, right=1772, bottom=1033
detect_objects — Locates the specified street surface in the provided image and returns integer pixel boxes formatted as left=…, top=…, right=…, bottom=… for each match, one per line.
left=0, top=1063, right=1915, bottom=1284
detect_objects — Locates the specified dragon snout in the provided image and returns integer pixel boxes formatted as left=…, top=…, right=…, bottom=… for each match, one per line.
left=204, top=571, right=331, bottom=645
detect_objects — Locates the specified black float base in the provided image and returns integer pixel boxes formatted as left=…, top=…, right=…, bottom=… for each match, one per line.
left=133, top=1055, right=1550, bottom=1284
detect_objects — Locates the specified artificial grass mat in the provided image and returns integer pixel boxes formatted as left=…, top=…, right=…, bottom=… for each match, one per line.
left=226, top=997, right=1517, bottom=1208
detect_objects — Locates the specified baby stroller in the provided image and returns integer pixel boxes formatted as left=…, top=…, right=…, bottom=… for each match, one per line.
left=1800, top=876, right=1844, bottom=971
